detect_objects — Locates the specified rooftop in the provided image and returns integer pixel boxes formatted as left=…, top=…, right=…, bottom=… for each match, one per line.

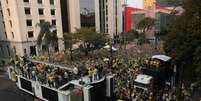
left=135, top=74, right=153, bottom=85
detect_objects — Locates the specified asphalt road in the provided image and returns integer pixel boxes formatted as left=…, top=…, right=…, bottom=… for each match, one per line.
left=0, top=71, right=33, bottom=101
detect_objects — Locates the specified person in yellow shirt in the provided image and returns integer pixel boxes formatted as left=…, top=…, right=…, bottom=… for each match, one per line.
left=48, top=73, right=54, bottom=87
left=88, top=66, right=94, bottom=82
left=12, top=69, right=17, bottom=81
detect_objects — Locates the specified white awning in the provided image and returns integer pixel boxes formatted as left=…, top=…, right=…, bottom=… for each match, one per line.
left=151, top=55, right=171, bottom=62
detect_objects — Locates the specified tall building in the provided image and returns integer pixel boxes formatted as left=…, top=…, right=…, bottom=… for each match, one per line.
left=60, top=0, right=84, bottom=33
left=0, top=1, right=11, bottom=61
left=68, top=0, right=81, bottom=32
left=0, top=0, right=64, bottom=58
left=95, top=0, right=123, bottom=37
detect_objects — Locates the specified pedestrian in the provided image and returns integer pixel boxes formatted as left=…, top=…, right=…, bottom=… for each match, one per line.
left=32, top=70, right=36, bottom=80
left=88, top=66, right=93, bottom=82
left=93, top=67, right=98, bottom=81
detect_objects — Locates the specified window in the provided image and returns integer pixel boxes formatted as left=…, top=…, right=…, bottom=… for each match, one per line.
left=7, top=9, right=10, bottom=16
left=53, top=30, right=57, bottom=34
left=50, top=0, right=54, bottom=5
left=0, top=45, right=3, bottom=54
left=40, top=19, right=45, bottom=23
left=3, top=21, right=5, bottom=28
left=30, top=46, right=36, bottom=56
left=9, top=20, right=12, bottom=27
left=0, top=10, right=3, bottom=17
left=5, top=32, right=7, bottom=39
left=52, top=20, right=56, bottom=25
left=37, top=0, right=42, bottom=4
left=13, top=46, right=16, bottom=54
left=24, top=48, right=27, bottom=55
left=23, top=0, right=29, bottom=3
left=28, top=31, right=34, bottom=38
left=38, top=8, right=44, bottom=15
left=24, top=8, right=31, bottom=15
left=26, top=20, right=32, bottom=26
left=7, top=45, right=10, bottom=56
left=11, top=32, right=14, bottom=38
left=50, top=9, right=55, bottom=15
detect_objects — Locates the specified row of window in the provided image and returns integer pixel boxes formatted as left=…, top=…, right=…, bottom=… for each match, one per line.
left=3, top=19, right=56, bottom=39
left=23, top=0, right=54, bottom=5
left=5, top=30, right=34, bottom=39
left=4, top=8, right=55, bottom=18
left=25, top=8, right=56, bottom=16
left=26, top=19, right=56, bottom=26
left=6, top=0, right=54, bottom=5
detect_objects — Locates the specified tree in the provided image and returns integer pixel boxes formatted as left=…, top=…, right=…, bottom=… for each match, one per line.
left=193, top=46, right=201, bottom=89
left=124, top=29, right=139, bottom=42
left=155, top=29, right=169, bottom=40
left=76, top=27, right=108, bottom=56
left=137, top=33, right=150, bottom=45
left=36, top=21, right=58, bottom=61
left=136, top=17, right=155, bottom=33
left=63, top=33, right=78, bottom=61
left=163, top=0, right=201, bottom=91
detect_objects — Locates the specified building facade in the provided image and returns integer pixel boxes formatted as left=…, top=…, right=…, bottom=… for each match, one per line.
left=0, top=0, right=64, bottom=58
left=68, top=0, right=81, bottom=32
left=95, top=0, right=123, bottom=37
left=0, top=1, right=12, bottom=61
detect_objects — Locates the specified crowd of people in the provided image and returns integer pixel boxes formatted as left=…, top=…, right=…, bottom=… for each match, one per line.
left=9, top=43, right=185, bottom=101
left=13, top=55, right=109, bottom=89
left=15, top=58, right=74, bottom=88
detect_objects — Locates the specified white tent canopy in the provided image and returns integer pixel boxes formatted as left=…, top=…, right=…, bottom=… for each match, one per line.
left=151, top=55, right=171, bottom=62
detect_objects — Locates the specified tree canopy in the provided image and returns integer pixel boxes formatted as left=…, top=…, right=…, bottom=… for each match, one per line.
left=137, top=17, right=155, bottom=33
left=63, top=32, right=77, bottom=50
left=36, top=21, right=58, bottom=48
left=76, top=27, right=108, bottom=47
left=123, top=30, right=139, bottom=42
left=163, top=0, right=201, bottom=84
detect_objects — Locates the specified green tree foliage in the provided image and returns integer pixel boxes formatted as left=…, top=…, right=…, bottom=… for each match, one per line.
left=76, top=27, right=108, bottom=55
left=36, top=21, right=58, bottom=61
left=164, top=0, right=201, bottom=83
left=155, top=29, right=168, bottom=40
left=63, top=33, right=78, bottom=61
left=193, top=46, right=201, bottom=89
left=137, top=33, right=150, bottom=45
left=124, top=30, right=139, bottom=42
left=137, top=17, right=155, bottom=33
